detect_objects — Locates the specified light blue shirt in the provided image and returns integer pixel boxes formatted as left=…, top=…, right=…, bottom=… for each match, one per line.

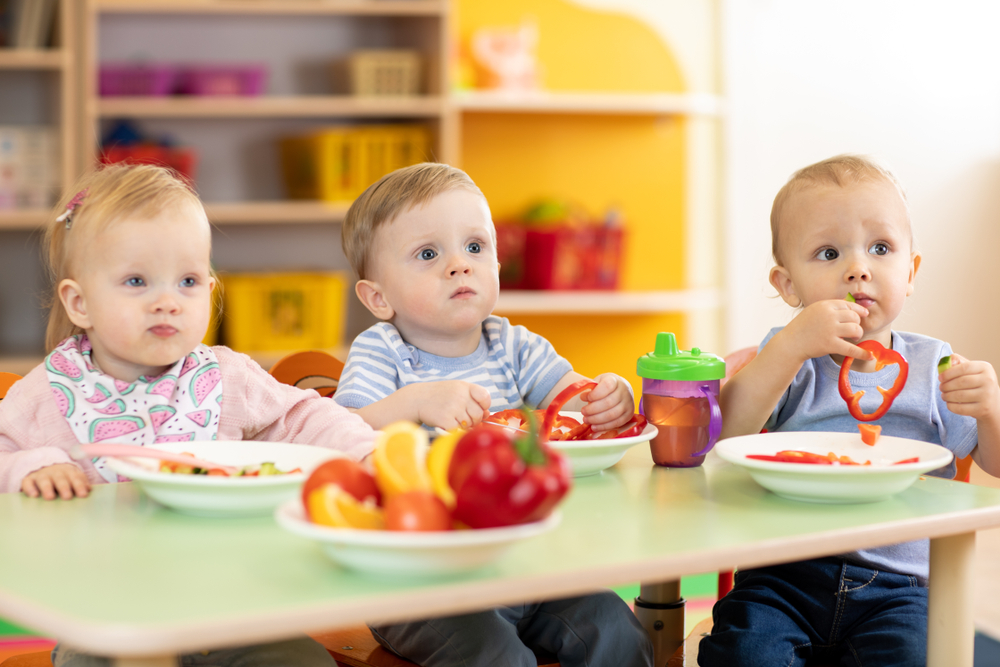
left=334, top=316, right=573, bottom=413
left=761, top=327, right=978, bottom=582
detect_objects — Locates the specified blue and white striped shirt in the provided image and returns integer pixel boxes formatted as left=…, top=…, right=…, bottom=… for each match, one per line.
left=334, top=316, right=573, bottom=412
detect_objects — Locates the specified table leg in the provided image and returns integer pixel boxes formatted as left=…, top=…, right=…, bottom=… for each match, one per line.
left=112, top=657, right=177, bottom=667
left=928, top=531, right=976, bottom=667
left=634, top=579, right=685, bottom=667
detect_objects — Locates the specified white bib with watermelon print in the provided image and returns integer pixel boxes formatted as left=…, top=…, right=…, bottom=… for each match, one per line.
left=44, top=335, right=224, bottom=484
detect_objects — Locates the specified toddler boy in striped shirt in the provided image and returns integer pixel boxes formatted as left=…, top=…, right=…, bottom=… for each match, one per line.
left=334, top=162, right=653, bottom=667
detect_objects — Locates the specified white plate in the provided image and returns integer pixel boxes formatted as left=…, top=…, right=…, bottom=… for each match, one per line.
left=275, top=499, right=561, bottom=576
left=546, top=412, right=657, bottom=477
left=716, top=431, right=954, bottom=504
left=105, top=441, right=345, bottom=517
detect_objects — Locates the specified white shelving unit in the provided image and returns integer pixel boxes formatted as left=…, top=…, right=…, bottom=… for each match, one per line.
left=452, top=90, right=724, bottom=117
left=494, top=288, right=721, bottom=315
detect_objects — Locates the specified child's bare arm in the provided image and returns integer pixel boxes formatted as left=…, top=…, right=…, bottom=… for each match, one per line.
left=940, top=355, right=1000, bottom=477
left=354, top=381, right=491, bottom=431
left=721, top=300, right=872, bottom=438
left=21, top=463, right=90, bottom=500
left=542, top=371, right=634, bottom=431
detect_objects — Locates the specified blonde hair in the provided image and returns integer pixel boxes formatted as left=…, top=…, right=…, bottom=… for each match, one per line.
left=342, top=162, right=490, bottom=280
left=44, top=163, right=208, bottom=351
left=770, top=154, right=910, bottom=265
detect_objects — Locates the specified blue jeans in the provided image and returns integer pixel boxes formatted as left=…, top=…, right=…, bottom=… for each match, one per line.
left=52, top=637, right=337, bottom=667
left=370, top=590, right=653, bottom=667
left=698, top=557, right=928, bottom=667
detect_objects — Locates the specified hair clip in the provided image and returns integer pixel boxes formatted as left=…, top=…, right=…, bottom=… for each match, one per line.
left=56, top=189, right=89, bottom=229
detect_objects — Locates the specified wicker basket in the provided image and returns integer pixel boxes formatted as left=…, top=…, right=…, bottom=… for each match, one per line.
left=348, top=50, right=421, bottom=96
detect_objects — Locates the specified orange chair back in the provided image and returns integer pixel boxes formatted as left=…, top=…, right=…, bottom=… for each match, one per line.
left=268, top=351, right=343, bottom=397
left=0, top=372, right=22, bottom=401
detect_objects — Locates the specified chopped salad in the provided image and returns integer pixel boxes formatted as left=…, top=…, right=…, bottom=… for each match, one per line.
left=158, top=453, right=301, bottom=477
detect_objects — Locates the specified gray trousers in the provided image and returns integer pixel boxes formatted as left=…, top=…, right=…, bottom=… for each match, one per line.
left=370, top=591, right=653, bottom=667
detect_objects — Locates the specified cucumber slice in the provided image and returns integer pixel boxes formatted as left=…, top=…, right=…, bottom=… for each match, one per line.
left=845, top=293, right=856, bottom=303
left=938, top=355, right=952, bottom=373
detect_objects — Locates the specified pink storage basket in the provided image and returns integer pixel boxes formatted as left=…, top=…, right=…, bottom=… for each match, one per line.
left=99, top=64, right=177, bottom=96
left=177, top=65, right=268, bottom=96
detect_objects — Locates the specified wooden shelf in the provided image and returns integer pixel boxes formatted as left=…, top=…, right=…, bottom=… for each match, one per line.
left=0, top=49, right=65, bottom=70
left=0, top=356, right=42, bottom=376
left=0, top=209, right=48, bottom=230
left=451, top=90, right=724, bottom=117
left=205, top=201, right=349, bottom=225
left=96, top=95, right=446, bottom=119
left=94, top=0, right=446, bottom=16
left=493, top=288, right=721, bottom=315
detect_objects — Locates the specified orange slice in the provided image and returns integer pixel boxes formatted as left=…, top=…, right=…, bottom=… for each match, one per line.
left=427, top=429, right=462, bottom=508
left=373, top=421, right=432, bottom=501
left=307, top=484, right=384, bottom=530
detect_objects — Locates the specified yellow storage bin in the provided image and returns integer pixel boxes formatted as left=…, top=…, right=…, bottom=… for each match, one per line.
left=220, top=272, right=348, bottom=353
left=279, top=124, right=431, bottom=202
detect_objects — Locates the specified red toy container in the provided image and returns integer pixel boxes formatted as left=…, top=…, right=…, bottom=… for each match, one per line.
left=177, top=65, right=268, bottom=96
left=100, top=144, right=198, bottom=184
left=522, top=225, right=623, bottom=290
left=495, top=223, right=527, bottom=289
left=99, top=64, right=177, bottom=96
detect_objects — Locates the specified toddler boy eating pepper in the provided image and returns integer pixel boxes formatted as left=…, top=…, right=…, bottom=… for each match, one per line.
left=699, top=154, right=1000, bottom=667
left=334, top=162, right=653, bottom=667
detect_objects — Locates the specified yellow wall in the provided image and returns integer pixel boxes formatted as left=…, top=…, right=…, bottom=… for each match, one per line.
left=457, top=0, right=693, bottom=390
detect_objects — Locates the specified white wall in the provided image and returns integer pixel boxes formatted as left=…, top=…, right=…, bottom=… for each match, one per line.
left=724, top=1, right=1000, bottom=368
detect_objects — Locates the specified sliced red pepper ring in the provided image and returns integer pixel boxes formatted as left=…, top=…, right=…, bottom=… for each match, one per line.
left=541, top=381, right=597, bottom=438
left=746, top=450, right=871, bottom=465
left=838, top=340, right=909, bottom=422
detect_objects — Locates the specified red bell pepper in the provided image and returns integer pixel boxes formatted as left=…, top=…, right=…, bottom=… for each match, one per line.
left=448, top=409, right=572, bottom=529
left=838, top=340, right=909, bottom=422
left=541, top=381, right=597, bottom=436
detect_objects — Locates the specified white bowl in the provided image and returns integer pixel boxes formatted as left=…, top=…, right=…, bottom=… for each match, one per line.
left=715, top=431, right=954, bottom=504
left=547, top=412, right=657, bottom=477
left=105, top=441, right=345, bottom=517
left=275, top=500, right=561, bottom=576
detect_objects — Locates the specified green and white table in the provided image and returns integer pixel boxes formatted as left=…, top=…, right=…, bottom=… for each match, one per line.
left=2, top=447, right=999, bottom=667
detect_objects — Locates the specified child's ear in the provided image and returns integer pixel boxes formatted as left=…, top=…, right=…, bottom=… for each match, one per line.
left=58, top=279, right=92, bottom=330
left=355, top=280, right=395, bottom=321
left=906, top=252, right=922, bottom=296
left=769, top=265, right=802, bottom=308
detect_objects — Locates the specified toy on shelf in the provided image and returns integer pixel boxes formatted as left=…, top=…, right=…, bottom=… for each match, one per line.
left=470, top=21, right=541, bottom=91
left=220, top=271, right=348, bottom=353
left=343, top=49, right=422, bottom=96
left=497, top=200, right=624, bottom=291
left=99, top=63, right=267, bottom=97
left=279, top=124, right=431, bottom=202
left=0, top=125, right=59, bottom=209
left=99, top=120, right=197, bottom=183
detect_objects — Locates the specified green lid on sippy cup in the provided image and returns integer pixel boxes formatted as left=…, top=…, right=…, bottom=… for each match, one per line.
left=636, top=332, right=726, bottom=381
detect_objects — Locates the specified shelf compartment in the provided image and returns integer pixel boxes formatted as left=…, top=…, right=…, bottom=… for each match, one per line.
left=452, top=91, right=724, bottom=117
left=96, top=95, right=446, bottom=118
left=493, top=288, right=721, bottom=315
left=0, top=50, right=66, bottom=70
left=94, top=0, right=445, bottom=17
left=0, top=209, right=49, bottom=230
left=205, top=201, right=349, bottom=225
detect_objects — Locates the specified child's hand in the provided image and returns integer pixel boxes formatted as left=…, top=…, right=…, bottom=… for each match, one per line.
left=778, top=299, right=874, bottom=363
left=415, top=381, right=492, bottom=430
left=580, top=373, right=634, bottom=432
left=940, top=354, right=1000, bottom=420
left=21, top=463, right=90, bottom=500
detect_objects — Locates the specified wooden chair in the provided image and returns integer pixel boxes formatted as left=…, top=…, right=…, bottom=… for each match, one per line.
left=0, top=372, right=22, bottom=400
left=268, top=350, right=343, bottom=397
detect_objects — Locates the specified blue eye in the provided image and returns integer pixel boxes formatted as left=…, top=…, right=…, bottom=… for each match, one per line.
left=419, top=248, right=437, bottom=260
left=869, top=243, right=888, bottom=256
left=126, top=277, right=145, bottom=287
left=466, top=242, right=482, bottom=254
left=816, top=248, right=839, bottom=261
left=180, top=277, right=196, bottom=288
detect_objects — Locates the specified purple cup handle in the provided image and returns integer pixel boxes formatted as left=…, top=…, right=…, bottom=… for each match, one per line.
left=691, top=386, right=722, bottom=457
left=638, top=397, right=644, bottom=416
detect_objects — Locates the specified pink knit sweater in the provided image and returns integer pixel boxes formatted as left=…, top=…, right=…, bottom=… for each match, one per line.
left=0, top=346, right=376, bottom=494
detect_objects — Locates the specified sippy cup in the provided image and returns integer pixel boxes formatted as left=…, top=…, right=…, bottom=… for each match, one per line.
left=637, top=332, right=725, bottom=467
